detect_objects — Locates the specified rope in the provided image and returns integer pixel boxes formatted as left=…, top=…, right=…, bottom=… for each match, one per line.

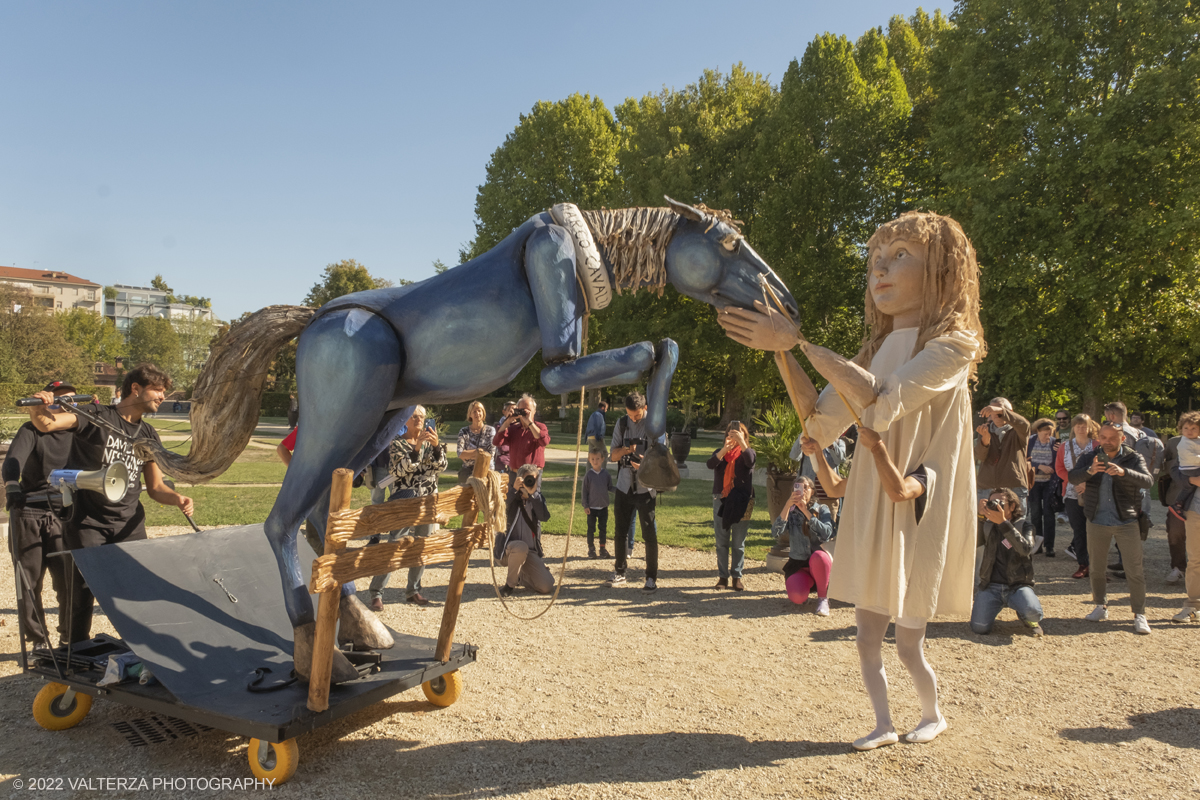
left=483, top=315, right=589, bottom=620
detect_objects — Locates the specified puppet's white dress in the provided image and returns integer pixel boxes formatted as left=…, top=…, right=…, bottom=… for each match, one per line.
left=804, top=328, right=979, bottom=620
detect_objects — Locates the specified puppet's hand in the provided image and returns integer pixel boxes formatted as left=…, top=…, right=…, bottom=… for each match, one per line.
left=718, top=302, right=801, bottom=352
left=858, top=427, right=883, bottom=452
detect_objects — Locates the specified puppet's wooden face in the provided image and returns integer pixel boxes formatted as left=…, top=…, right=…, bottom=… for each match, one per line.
left=869, top=237, right=925, bottom=324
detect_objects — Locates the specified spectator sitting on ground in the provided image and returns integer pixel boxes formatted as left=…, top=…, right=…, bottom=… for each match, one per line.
left=496, top=464, right=554, bottom=596
left=971, top=488, right=1044, bottom=637
left=975, top=398, right=1031, bottom=515
left=1165, top=412, right=1200, bottom=623
left=1069, top=422, right=1154, bottom=635
left=776, top=476, right=834, bottom=615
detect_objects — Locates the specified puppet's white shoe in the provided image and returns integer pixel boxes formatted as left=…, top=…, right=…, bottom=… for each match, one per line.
left=904, top=715, right=948, bottom=744
left=852, top=729, right=899, bottom=751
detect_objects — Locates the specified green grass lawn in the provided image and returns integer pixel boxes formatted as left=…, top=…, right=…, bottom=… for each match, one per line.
left=146, top=455, right=767, bottom=559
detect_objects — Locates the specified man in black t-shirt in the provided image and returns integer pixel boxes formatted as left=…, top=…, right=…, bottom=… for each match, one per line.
left=4, top=380, right=77, bottom=648
left=27, top=363, right=195, bottom=644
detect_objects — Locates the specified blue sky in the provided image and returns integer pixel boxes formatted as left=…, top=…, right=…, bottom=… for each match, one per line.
left=1, top=1, right=930, bottom=320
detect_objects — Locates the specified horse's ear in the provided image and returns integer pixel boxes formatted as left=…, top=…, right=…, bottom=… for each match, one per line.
left=664, top=196, right=705, bottom=222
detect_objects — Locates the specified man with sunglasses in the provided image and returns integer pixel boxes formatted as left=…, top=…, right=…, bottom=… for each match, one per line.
left=1054, top=411, right=1072, bottom=442
left=971, top=488, right=1044, bottom=637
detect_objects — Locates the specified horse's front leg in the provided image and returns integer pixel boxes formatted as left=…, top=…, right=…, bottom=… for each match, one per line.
left=542, top=339, right=681, bottom=488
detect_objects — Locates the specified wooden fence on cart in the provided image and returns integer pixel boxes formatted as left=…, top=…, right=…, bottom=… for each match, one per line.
left=306, top=457, right=497, bottom=712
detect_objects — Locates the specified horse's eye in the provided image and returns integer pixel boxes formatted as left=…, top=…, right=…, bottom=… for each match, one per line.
left=721, top=234, right=739, bottom=252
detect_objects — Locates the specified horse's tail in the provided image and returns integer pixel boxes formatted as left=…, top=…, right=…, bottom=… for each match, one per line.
left=134, top=305, right=315, bottom=485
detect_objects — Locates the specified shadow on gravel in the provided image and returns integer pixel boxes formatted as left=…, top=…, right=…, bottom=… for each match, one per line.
left=1060, top=708, right=1200, bottom=749
left=305, top=732, right=845, bottom=793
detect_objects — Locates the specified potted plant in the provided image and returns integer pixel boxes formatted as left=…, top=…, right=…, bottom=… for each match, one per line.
left=749, top=402, right=802, bottom=571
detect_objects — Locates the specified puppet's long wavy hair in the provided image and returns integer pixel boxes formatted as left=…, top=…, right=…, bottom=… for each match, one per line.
left=854, top=211, right=986, bottom=380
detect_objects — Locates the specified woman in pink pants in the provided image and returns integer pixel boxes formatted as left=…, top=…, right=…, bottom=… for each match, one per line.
left=776, top=477, right=835, bottom=615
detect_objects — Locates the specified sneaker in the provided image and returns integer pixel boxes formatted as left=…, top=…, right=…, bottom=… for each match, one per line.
left=1064, top=545, right=1077, bottom=561
left=588, top=549, right=597, bottom=559
left=1165, top=567, right=1185, bottom=584
left=1085, top=605, right=1108, bottom=622
left=1133, top=614, right=1151, bottom=635
left=369, top=596, right=384, bottom=612
left=599, top=548, right=612, bottom=559
left=499, top=583, right=516, bottom=597
left=1045, top=549, right=1056, bottom=558
left=1171, top=607, right=1198, bottom=623
left=605, top=573, right=626, bottom=587
left=1056, top=513, right=1070, bottom=525
left=815, top=598, right=830, bottom=616
left=1072, top=566, right=1090, bottom=579
left=1108, top=569, right=1126, bottom=581
left=642, top=578, right=657, bottom=592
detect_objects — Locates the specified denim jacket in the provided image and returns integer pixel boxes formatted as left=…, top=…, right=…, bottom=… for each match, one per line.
left=773, top=503, right=833, bottom=561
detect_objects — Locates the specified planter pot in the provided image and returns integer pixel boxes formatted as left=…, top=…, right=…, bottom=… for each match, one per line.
left=765, top=548, right=789, bottom=574
left=669, top=432, right=692, bottom=466
left=765, top=467, right=797, bottom=526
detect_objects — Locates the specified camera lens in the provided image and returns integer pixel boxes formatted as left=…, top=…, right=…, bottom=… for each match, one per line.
left=522, top=474, right=537, bottom=488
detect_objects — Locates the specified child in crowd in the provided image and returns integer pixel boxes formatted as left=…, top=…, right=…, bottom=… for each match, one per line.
left=583, top=446, right=613, bottom=558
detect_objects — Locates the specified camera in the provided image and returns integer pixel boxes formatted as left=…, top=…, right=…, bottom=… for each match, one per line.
left=512, top=408, right=529, bottom=419
left=620, top=437, right=647, bottom=468
left=985, top=498, right=1003, bottom=513
left=521, top=474, right=537, bottom=489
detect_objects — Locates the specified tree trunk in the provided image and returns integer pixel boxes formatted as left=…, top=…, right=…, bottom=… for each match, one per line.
left=719, top=372, right=746, bottom=427
left=1081, top=365, right=1105, bottom=420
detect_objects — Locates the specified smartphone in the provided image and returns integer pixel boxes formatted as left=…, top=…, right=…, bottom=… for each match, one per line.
left=1097, top=453, right=1111, bottom=465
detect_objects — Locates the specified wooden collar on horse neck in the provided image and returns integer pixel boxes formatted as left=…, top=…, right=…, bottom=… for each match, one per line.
left=550, top=203, right=612, bottom=313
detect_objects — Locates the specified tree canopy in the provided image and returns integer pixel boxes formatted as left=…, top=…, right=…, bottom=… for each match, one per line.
left=303, top=259, right=393, bottom=308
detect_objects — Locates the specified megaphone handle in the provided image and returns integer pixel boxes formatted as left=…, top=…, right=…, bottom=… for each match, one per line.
left=183, top=511, right=200, bottom=533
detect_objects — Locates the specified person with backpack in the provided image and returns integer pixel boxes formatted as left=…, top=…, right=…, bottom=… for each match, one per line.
left=1164, top=411, right=1200, bottom=622
left=1026, top=418, right=1061, bottom=556
left=605, top=392, right=664, bottom=591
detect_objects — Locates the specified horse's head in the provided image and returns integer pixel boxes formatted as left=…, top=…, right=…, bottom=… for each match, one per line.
left=663, top=197, right=799, bottom=323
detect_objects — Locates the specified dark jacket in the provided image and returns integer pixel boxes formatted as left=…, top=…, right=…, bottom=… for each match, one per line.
left=974, top=409, right=1030, bottom=490
left=1068, top=445, right=1152, bottom=522
left=497, top=488, right=550, bottom=560
left=976, top=516, right=1036, bottom=590
left=707, top=447, right=756, bottom=530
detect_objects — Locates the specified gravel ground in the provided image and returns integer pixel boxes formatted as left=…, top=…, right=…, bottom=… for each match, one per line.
left=2, top=506, right=1198, bottom=799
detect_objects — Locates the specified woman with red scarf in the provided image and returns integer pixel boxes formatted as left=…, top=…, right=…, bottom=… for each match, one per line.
left=707, top=421, right=756, bottom=590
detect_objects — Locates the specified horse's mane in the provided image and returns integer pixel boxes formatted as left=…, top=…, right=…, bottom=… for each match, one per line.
left=580, top=207, right=680, bottom=297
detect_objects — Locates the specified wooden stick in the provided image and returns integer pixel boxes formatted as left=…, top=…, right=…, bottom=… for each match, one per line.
left=310, top=525, right=489, bottom=592
left=435, top=456, right=494, bottom=662
left=307, top=467, right=353, bottom=713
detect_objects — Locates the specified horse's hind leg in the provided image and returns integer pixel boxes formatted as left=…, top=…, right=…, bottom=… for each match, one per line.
left=263, top=309, right=402, bottom=631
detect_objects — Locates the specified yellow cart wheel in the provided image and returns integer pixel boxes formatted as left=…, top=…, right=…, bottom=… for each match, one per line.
left=247, top=738, right=299, bottom=785
left=422, top=670, right=463, bottom=707
left=32, top=683, right=93, bottom=731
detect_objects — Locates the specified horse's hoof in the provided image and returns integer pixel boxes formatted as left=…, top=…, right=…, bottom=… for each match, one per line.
left=338, top=594, right=395, bottom=650
left=293, top=622, right=361, bottom=684
left=636, top=442, right=680, bottom=491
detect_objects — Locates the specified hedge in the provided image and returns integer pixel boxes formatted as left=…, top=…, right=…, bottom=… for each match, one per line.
left=0, top=383, right=114, bottom=408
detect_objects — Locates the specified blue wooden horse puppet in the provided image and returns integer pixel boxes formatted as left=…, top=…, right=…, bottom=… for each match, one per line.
left=139, top=197, right=799, bottom=681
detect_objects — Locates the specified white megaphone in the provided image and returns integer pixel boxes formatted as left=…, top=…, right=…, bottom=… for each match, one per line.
left=48, top=462, right=129, bottom=507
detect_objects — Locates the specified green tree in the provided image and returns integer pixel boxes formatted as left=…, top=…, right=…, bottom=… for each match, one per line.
left=0, top=285, right=90, bottom=385
left=172, top=312, right=219, bottom=392
left=432, top=259, right=449, bottom=275
left=60, top=308, right=126, bottom=364
left=464, top=93, right=624, bottom=260
left=750, top=32, right=912, bottom=413
left=302, top=259, right=393, bottom=308
left=150, top=274, right=176, bottom=302
left=930, top=0, right=1200, bottom=415
left=127, top=316, right=182, bottom=378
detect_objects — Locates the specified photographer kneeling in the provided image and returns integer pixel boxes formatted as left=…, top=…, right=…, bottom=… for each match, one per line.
left=970, top=488, right=1044, bottom=637
left=496, top=464, right=554, bottom=596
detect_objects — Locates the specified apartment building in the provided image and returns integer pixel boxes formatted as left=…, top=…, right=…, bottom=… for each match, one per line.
left=0, top=266, right=103, bottom=313
left=105, top=284, right=214, bottom=334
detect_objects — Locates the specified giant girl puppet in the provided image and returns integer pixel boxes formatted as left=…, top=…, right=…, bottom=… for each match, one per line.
left=720, top=211, right=984, bottom=750
left=136, top=199, right=798, bottom=682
